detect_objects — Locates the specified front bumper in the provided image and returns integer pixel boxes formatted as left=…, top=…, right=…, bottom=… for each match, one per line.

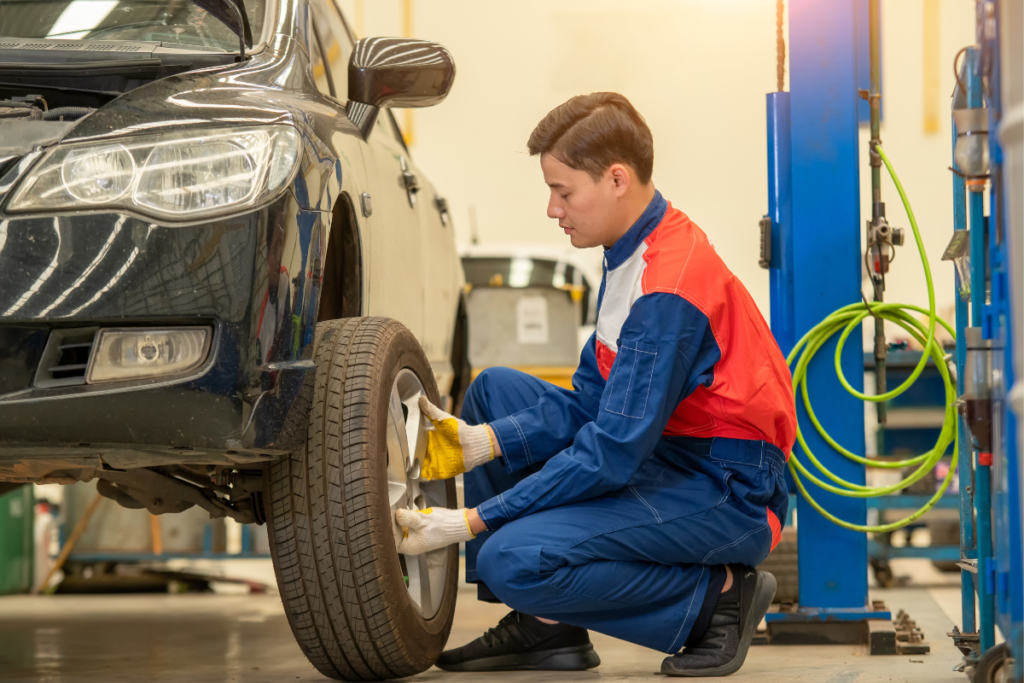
left=0, top=192, right=327, bottom=475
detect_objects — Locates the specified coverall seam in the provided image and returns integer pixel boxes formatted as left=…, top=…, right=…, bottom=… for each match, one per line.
left=508, top=415, right=534, bottom=465
left=562, top=497, right=730, bottom=551
left=617, top=347, right=636, bottom=414
left=629, top=486, right=663, bottom=524
left=603, top=346, right=632, bottom=414
left=542, top=564, right=653, bottom=609
left=492, top=423, right=511, bottom=466
left=497, top=492, right=512, bottom=521
left=604, top=345, right=657, bottom=419
left=667, top=565, right=706, bottom=653
left=644, top=287, right=723, bottom=391
left=564, top=519, right=662, bottom=550
left=665, top=399, right=718, bottom=433
left=699, top=521, right=770, bottom=564
left=709, top=441, right=765, bottom=468
left=477, top=503, right=499, bottom=532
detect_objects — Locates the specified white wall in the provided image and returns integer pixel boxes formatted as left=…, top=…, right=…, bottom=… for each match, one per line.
left=339, top=0, right=975, bottom=333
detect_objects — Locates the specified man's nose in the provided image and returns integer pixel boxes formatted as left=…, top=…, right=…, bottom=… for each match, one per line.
left=548, top=199, right=565, bottom=220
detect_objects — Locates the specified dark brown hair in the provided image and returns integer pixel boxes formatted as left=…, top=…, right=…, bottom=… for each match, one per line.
left=527, top=92, right=653, bottom=185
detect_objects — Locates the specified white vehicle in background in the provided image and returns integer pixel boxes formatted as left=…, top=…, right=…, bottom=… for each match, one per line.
left=459, top=244, right=602, bottom=389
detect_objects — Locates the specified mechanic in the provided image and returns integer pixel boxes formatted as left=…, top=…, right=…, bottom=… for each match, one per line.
left=397, top=92, right=797, bottom=677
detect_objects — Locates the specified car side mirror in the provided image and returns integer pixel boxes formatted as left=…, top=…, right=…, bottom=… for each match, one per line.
left=347, top=37, right=456, bottom=138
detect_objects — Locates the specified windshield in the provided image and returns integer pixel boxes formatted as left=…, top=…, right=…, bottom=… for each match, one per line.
left=462, top=256, right=595, bottom=325
left=0, top=0, right=266, bottom=52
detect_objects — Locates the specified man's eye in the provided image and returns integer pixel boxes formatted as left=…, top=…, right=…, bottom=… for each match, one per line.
left=560, top=193, right=570, bottom=200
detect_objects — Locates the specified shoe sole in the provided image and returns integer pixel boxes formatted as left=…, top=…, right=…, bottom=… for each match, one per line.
left=661, top=570, right=777, bottom=678
left=436, top=644, right=600, bottom=672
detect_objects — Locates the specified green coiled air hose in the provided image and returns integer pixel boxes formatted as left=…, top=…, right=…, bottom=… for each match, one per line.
left=786, top=145, right=959, bottom=533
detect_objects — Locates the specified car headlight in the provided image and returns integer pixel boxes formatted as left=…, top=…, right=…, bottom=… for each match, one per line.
left=7, top=126, right=301, bottom=220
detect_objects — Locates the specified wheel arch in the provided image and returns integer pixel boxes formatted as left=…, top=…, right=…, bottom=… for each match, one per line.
left=448, top=291, right=472, bottom=416
left=317, top=191, right=363, bottom=322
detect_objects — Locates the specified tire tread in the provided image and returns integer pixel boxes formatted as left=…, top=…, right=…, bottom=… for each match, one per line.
left=267, top=318, right=452, bottom=680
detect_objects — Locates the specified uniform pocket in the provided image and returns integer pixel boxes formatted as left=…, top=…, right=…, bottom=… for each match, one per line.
left=604, top=340, right=658, bottom=419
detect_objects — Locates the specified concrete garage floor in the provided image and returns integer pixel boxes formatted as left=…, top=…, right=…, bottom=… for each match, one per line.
left=0, top=580, right=967, bottom=682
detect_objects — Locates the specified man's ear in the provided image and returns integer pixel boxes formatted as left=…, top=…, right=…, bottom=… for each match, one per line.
left=608, top=163, right=632, bottom=197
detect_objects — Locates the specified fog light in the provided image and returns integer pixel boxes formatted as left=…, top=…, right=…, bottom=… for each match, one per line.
left=87, top=327, right=211, bottom=383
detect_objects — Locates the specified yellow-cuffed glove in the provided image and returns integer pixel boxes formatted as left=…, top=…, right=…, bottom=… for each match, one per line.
left=418, top=396, right=494, bottom=480
left=396, top=506, right=475, bottom=555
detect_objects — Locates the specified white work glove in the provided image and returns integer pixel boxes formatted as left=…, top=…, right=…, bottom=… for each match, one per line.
left=418, top=396, right=494, bottom=480
left=396, top=507, right=475, bottom=555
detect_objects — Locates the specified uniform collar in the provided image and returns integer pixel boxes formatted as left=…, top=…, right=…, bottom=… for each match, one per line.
left=603, top=190, right=667, bottom=271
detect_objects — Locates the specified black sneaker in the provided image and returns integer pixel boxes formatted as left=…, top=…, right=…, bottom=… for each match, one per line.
left=661, top=567, right=776, bottom=677
left=436, top=610, right=601, bottom=672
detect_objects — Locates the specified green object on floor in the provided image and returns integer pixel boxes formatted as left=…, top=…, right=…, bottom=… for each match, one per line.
left=0, top=485, right=34, bottom=594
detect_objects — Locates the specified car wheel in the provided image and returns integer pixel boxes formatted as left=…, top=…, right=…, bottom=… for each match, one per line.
left=266, top=317, right=458, bottom=681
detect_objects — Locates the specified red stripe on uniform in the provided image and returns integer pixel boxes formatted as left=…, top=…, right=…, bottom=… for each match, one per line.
left=767, top=508, right=783, bottom=552
left=595, top=339, right=616, bottom=381
left=640, top=203, right=796, bottom=454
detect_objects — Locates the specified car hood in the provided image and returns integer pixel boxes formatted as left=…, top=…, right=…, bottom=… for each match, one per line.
left=63, top=47, right=313, bottom=143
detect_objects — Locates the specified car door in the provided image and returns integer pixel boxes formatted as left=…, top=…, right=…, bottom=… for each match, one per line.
left=406, top=139, right=461, bottom=388
left=358, top=100, right=427, bottom=343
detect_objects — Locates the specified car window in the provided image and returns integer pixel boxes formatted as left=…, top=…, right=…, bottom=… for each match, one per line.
left=310, top=0, right=353, bottom=102
left=462, top=257, right=593, bottom=325
left=308, top=22, right=333, bottom=97
left=0, top=0, right=267, bottom=53
left=462, top=258, right=558, bottom=289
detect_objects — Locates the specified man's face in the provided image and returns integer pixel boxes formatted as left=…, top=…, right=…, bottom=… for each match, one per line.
left=541, top=154, right=623, bottom=249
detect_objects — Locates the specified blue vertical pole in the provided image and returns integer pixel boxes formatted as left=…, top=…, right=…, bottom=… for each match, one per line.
left=978, top=441, right=995, bottom=654
left=967, top=48, right=986, bottom=330
left=767, top=92, right=794, bottom=356
left=952, top=73, right=976, bottom=635
left=788, top=0, right=868, bottom=609
left=964, top=46, right=996, bottom=656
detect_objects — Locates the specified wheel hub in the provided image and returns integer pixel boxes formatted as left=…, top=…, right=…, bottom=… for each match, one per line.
left=386, top=368, right=451, bottom=619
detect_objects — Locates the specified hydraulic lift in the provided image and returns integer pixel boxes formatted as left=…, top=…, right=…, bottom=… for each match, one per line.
left=761, top=1, right=1022, bottom=678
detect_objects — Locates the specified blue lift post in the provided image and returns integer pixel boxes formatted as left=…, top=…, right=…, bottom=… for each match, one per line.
left=951, top=51, right=977, bottom=644
left=764, top=0, right=887, bottom=641
left=974, top=4, right=1024, bottom=673
left=949, top=11, right=1023, bottom=675
left=965, top=46, right=998, bottom=659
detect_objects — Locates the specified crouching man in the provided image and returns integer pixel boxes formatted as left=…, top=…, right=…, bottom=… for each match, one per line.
left=397, top=92, right=797, bottom=678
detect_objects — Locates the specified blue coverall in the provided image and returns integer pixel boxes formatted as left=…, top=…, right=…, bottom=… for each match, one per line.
left=463, top=192, right=796, bottom=653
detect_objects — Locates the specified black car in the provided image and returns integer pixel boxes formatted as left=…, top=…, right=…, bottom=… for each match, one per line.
left=0, top=0, right=468, bottom=678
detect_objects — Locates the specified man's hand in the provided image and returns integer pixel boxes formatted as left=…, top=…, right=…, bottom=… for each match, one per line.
left=418, top=396, right=494, bottom=480
left=396, top=507, right=475, bottom=555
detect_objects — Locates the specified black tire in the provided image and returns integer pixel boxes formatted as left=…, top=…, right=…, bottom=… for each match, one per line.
left=974, top=643, right=1010, bottom=683
left=266, top=317, right=459, bottom=681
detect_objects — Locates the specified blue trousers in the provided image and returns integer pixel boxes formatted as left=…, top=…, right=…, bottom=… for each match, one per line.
left=461, top=367, right=789, bottom=654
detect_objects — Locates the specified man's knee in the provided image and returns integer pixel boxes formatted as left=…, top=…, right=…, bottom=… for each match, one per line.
left=462, top=367, right=530, bottom=425
left=475, top=524, right=538, bottom=603
left=475, top=528, right=510, bottom=592
left=461, top=367, right=499, bottom=424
